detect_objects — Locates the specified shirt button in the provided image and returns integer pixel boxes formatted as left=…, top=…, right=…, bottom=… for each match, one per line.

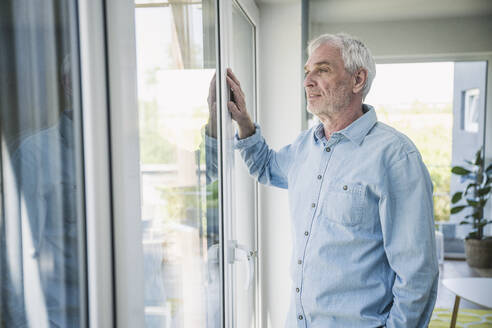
left=343, top=185, right=348, bottom=190
left=311, top=203, right=316, bottom=208
left=325, top=146, right=331, bottom=152
left=304, top=231, right=309, bottom=236
left=298, top=315, right=304, bottom=320
left=296, top=287, right=300, bottom=293
left=298, top=259, right=302, bottom=265
left=317, top=174, right=322, bottom=180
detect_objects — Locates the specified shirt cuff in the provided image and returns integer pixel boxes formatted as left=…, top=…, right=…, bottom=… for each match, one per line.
left=234, top=123, right=262, bottom=149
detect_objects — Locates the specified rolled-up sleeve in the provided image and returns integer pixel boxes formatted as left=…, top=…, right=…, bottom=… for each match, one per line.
left=234, top=124, right=294, bottom=189
left=379, top=151, right=439, bottom=328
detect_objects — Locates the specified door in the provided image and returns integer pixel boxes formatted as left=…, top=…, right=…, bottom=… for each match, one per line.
left=451, top=61, right=488, bottom=240
left=103, top=0, right=260, bottom=327
left=220, top=0, right=260, bottom=327
left=2, top=0, right=261, bottom=327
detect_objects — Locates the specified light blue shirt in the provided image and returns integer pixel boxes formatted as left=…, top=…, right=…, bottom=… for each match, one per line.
left=235, top=105, right=439, bottom=328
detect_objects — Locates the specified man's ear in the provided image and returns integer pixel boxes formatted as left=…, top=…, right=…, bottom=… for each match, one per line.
left=352, top=69, right=368, bottom=94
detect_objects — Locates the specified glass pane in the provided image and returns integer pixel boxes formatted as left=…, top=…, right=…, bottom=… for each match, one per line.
left=462, top=88, right=480, bottom=133
left=134, top=1, right=220, bottom=327
left=232, top=3, right=256, bottom=121
left=231, top=3, right=257, bottom=328
left=0, top=1, right=86, bottom=327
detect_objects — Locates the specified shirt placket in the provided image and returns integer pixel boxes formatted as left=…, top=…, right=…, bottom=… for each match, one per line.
left=295, top=134, right=340, bottom=328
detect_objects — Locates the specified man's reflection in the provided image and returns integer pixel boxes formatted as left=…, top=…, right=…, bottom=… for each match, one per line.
left=204, top=71, right=220, bottom=328
left=206, top=73, right=218, bottom=139
left=205, top=72, right=218, bottom=185
left=10, top=54, right=80, bottom=327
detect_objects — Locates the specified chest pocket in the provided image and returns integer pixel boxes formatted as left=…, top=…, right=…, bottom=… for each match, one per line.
left=322, top=182, right=366, bottom=226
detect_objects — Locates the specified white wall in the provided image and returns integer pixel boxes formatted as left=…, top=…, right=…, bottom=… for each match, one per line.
left=258, top=2, right=302, bottom=327
left=312, top=16, right=492, bottom=58
left=253, top=8, right=492, bottom=327
left=254, top=7, right=492, bottom=326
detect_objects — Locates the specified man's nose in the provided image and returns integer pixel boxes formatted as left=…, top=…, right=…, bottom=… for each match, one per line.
left=304, top=72, right=315, bottom=88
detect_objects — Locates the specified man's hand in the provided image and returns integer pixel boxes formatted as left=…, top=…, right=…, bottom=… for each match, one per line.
left=206, top=72, right=217, bottom=138
left=226, top=68, right=255, bottom=139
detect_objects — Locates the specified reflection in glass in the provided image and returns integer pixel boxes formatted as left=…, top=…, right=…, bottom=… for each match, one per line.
left=0, top=1, right=85, bottom=327
left=232, top=3, right=256, bottom=120
left=135, top=1, right=220, bottom=327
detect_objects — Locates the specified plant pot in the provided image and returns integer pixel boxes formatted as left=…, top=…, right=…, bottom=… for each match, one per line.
left=465, top=238, right=492, bottom=268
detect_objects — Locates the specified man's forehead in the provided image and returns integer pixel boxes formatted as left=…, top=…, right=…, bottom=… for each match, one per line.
left=304, top=60, right=333, bottom=70
left=305, top=44, right=342, bottom=68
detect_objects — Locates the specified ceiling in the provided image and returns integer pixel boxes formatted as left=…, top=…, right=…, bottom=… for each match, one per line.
left=254, top=0, right=298, bottom=4
left=310, top=0, right=492, bottom=24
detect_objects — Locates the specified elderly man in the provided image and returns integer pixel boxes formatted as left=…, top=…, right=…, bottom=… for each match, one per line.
left=226, top=33, right=439, bottom=327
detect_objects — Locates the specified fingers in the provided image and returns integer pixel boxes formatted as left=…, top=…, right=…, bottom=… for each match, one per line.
left=227, top=68, right=241, bottom=87
left=227, top=101, right=241, bottom=120
left=226, top=68, right=245, bottom=97
left=226, top=76, right=244, bottom=97
left=227, top=79, right=246, bottom=114
left=224, top=69, right=250, bottom=124
left=227, top=70, right=245, bottom=97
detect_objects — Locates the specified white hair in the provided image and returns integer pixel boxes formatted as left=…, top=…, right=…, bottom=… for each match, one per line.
left=308, top=33, right=376, bottom=99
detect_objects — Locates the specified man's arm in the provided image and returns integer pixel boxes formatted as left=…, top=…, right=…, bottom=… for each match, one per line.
left=203, top=69, right=257, bottom=183
left=379, top=151, right=439, bottom=328
left=235, top=124, right=295, bottom=189
left=227, top=68, right=294, bottom=188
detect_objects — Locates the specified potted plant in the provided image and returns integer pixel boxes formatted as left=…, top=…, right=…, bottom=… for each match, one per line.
left=450, top=148, right=492, bottom=268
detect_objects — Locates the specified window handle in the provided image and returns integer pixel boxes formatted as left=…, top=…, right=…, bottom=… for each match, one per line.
left=228, top=240, right=256, bottom=290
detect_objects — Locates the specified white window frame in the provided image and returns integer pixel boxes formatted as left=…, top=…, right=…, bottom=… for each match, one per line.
left=104, top=0, right=146, bottom=327
left=79, top=0, right=145, bottom=326
left=78, top=1, right=115, bottom=327
left=218, top=0, right=260, bottom=327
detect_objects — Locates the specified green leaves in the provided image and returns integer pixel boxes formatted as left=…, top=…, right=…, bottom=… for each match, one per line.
left=478, top=186, right=491, bottom=197
left=474, top=149, right=483, bottom=166
left=451, top=192, right=463, bottom=204
left=478, top=220, right=489, bottom=228
left=451, top=205, right=466, bottom=214
left=450, top=147, right=492, bottom=240
left=465, top=183, right=478, bottom=195
left=486, top=163, right=492, bottom=175
left=465, top=212, right=482, bottom=220
left=451, top=166, right=471, bottom=175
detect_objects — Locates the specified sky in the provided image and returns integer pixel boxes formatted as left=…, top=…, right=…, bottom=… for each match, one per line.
left=365, top=62, right=454, bottom=107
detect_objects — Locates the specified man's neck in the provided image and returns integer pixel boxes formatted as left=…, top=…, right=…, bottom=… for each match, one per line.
left=319, top=104, right=364, bottom=140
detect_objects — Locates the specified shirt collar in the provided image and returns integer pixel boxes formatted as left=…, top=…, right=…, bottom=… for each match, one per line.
left=313, top=104, right=377, bottom=146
